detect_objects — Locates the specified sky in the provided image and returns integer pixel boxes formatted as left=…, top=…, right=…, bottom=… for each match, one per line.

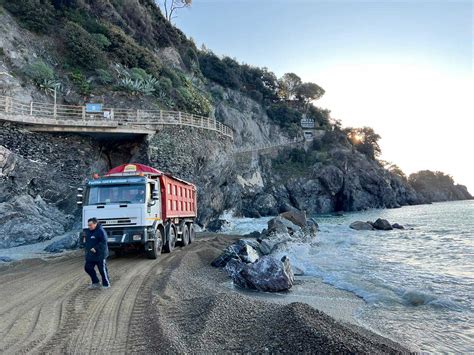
left=175, top=0, right=473, bottom=191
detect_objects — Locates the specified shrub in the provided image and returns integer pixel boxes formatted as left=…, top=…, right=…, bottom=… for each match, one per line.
left=173, top=80, right=211, bottom=116
left=3, top=0, right=55, bottom=33
left=106, top=25, right=161, bottom=75
left=95, top=69, right=114, bottom=85
left=92, top=33, right=111, bottom=49
left=63, top=22, right=107, bottom=70
left=267, top=102, right=302, bottom=129
left=70, top=70, right=91, bottom=95
left=24, top=60, right=55, bottom=84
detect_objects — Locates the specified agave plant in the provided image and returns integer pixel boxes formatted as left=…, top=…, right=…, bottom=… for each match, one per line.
left=119, top=77, right=155, bottom=96
left=39, top=79, right=61, bottom=96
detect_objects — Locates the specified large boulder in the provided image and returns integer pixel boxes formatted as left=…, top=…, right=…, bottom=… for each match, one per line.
left=392, top=223, right=405, bottom=229
left=349, top=221, right=375, bottom=231
left=211, top=239, right=260, bottom=267
left=225, top=255, right=294, bottom=292
left=0, top=194, right=72, bottom=248
left=373, top=218, right=393, bottom=230
left=206, top=219, right=230, bottom=233
left=44, top=232, right=80, bottom=253
left=0, top=256, right=13, bottom=263
left=279, top=210, right=307, bottom=228
left=267, top=217, right=290, bottom=235
left=267, top=216, right=301, bottom=235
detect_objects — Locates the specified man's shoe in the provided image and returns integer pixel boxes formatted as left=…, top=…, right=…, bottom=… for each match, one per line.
left=88, top=283, right=101, bottom=290
left=102, top=285, right=111, bottom=289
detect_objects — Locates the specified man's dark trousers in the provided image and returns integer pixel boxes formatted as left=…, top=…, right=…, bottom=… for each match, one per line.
left=83, top=224, right=110, bottom=287
left=84, top=259, right=110, bottom=287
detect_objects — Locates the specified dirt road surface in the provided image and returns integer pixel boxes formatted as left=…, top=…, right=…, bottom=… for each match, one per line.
left=0, top=235, right=407, bottom=354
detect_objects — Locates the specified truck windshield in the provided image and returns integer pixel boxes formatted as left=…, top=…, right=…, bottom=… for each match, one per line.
left=87, top=184, right=146, bottom=205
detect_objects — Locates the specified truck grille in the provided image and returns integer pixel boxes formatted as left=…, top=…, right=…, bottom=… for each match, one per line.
left=98, top=218, right=137, bottom=226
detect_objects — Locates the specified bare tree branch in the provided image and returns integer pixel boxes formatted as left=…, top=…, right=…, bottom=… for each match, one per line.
left=156, top=0, right=192, bottom=22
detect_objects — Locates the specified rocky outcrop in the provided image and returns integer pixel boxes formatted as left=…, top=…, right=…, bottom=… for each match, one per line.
left=350, top=219, right=405, bottom=231
left=44, top=232, right=80, bottom=253
left=349, top=221, right=375, bottom=231
left=373, top=218, right=393, bottom=231
left=409, top=170, right=472, bottom=202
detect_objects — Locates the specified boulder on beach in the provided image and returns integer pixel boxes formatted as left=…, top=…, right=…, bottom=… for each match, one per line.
left=211, top=239, right=261, bottom=267
left=373, top=218, right=393, bottom=230
left=392, top=223, right=405, bottom=229
left=0, top=256, right=13, bottom=263
left=349, top=221, right=375, bottom=231
left=44, top=232, right=80, bottom=253
left=279, top=210, right=307, bottom=228
left=225, top=255, right=294, bottom=292
left=206, top=219, right=230, bottom=233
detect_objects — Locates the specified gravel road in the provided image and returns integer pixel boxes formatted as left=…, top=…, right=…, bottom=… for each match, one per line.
left=0, top=234, right=408, bottom=354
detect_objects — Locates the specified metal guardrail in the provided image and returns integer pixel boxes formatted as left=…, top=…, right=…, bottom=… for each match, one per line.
left=0, top=95, right=234, bottom=139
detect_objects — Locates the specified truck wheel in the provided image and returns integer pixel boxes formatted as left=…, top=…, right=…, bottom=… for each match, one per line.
left=163, top=224, right=176, bottom=253
left=146, top=229, right=163, bottom=259
left=189, top=223, right=196, bottom=243
left=181, top=225, right=189, bottom=247
left=115, top=249, right=123, bottom=257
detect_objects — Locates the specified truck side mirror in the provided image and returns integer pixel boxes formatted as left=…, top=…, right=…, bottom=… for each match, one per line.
left=152, top=191, right=159, bottom=200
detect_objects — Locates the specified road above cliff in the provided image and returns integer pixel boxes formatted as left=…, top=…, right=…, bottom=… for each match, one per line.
left=0, top=234, right=407, bottom=354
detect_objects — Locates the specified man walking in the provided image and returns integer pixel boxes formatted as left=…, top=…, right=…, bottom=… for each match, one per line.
left=83, top=217, right=111, bottom=289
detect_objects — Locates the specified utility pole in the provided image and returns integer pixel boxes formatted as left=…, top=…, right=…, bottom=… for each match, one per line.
left=53, top=86, right=57, bottom=118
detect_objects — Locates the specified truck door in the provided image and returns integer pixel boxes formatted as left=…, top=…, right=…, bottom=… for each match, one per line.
left=147, top=181, right=161, bottom=222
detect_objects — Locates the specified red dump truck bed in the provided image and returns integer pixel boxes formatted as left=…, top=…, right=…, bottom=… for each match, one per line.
left=159, top=174, right=197, bottom=220
left=106, top=163, right=197, bottom=221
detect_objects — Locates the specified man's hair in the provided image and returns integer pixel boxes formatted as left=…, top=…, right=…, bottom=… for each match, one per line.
left=87, top=217, right=98, bottom=224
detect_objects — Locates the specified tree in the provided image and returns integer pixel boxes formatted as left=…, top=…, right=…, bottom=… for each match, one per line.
left=296, top=82, right=325, bottom=105
left=278, top=73, right=302, bottom=100
left=156, top=0, right=192, bottom=21
left=345, top=127, right=381, bottom=160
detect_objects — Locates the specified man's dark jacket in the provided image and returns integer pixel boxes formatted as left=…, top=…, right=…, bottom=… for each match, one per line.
left=84, top=224, right=109, bottom=262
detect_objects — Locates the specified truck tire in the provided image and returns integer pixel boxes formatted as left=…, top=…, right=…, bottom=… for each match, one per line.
left=146, top=229, right=163, bottom=259
left=115, top=249, right=123, bottom=257
left=181, top=224, right=189, bottom=247
left=188, top=223, right=196, bottom=243
left=163, top=224, right=176, bottom=253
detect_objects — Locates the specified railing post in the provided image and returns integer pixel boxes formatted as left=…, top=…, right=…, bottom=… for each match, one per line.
left=82, top=106, right=86, bottom=120
left=110, top=108, right=114, bottom=120
left=30, top=101, right=33, bottom=115
left=160, top=110, right=163, bottom=122
left=136, top=109, right=140, bottom=121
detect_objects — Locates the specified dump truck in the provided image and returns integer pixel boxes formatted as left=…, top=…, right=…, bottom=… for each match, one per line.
left=77, top=163, right=197, bottom=259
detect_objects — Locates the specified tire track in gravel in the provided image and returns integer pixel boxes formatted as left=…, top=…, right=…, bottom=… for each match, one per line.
left=0, top=252, right=166, bottom=354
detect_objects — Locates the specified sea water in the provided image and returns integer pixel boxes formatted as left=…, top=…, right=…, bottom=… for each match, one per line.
left=223, top=200, right=474, bottom=352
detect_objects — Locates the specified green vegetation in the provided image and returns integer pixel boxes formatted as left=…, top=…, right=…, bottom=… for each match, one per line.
left=63, top=21, right=107, bottom=70
left=23, top=60, right=60, bottom=95
left=2, top=0, right=55, bottom=33
left=408, top=171, right=455, bottom=191
left=345, top=127, right=381, bottom=160
left=272, top=147, right=326, bottom=177
left=3, top=0, right=329, bottom=126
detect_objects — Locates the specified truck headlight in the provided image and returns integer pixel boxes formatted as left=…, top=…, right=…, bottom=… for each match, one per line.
left=132, top=234, right=142, bottom=241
